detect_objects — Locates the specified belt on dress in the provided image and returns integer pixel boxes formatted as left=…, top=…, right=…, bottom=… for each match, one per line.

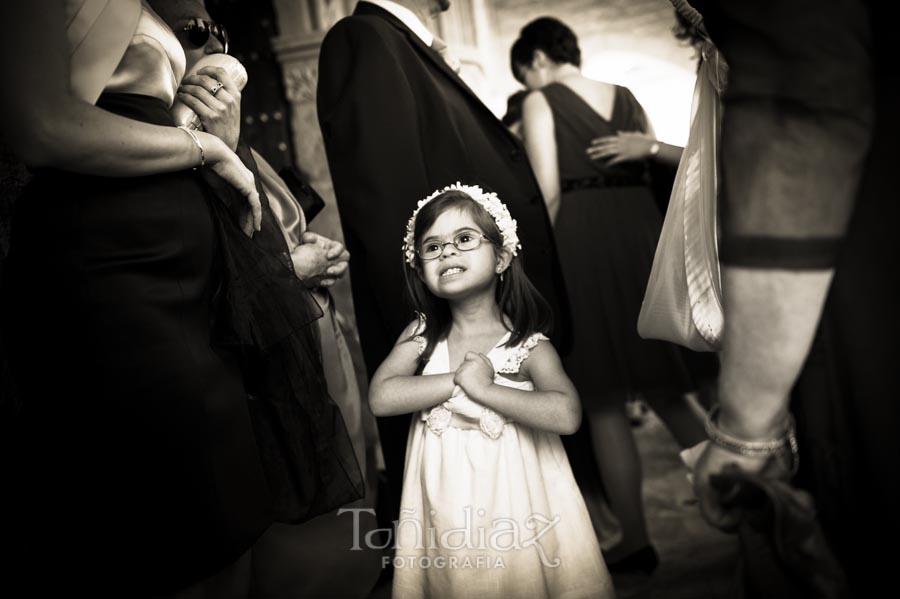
left=561, top=174, right=648, bottom=192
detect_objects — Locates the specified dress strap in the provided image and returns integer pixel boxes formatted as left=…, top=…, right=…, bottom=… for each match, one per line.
left=414, top=335, right=427, bottom=357
left=497, top=333, right=549, bottom=374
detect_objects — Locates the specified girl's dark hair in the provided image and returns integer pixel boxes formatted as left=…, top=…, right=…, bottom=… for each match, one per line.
left=403, top=190, right=552, bottom=364
left=510, top=17, right=581, bottom=84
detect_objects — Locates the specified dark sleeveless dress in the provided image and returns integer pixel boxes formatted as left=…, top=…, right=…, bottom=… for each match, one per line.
left=0, top=5, right=366, bottom=595
left=541, top=83, right=693, bottom=404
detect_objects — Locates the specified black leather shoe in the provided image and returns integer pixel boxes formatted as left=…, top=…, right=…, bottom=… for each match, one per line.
left=607, top=545, right=659, bottom=575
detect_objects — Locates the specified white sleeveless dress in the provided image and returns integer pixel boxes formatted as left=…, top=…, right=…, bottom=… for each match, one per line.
left=392, top=332, right=614, bottom=599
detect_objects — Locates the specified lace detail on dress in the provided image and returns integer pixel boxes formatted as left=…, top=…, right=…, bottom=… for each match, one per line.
left=411, top=312, right=428, bottom=356
left=479, top=408, right=506, bottom=439
left=497, top=333, right=549, bottom=374
left=425, top=405, right=452, bottom=435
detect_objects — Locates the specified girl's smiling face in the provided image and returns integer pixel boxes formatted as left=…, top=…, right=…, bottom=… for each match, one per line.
left=417, top=207, right=503, bottom=300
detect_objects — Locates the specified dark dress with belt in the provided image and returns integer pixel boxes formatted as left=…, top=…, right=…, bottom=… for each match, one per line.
left=541, top=82, right=694, bottom=404
left=1, top=9, right=272, bottom=594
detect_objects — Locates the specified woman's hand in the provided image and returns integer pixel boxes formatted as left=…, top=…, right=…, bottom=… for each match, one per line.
left=301, top=232, right=350, bottom=263
left=453, top=352, right=495, bottom=400
left=177, top=66, right=241, bottom=151
left=290, top=232, right=350, bottom=288
left=587, top=131, right=657, bottom=165
left=201, top=132, right=261, bottom=234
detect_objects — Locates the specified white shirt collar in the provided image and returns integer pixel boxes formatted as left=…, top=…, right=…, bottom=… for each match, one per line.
left=359, top=0, right=434, bottom=46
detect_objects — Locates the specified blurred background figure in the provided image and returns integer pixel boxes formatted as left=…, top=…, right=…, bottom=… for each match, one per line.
left=685, top=0, right=897, bottom=596
left=512, top=16, right=709, bottom=576
left=500, top=81, right=624, bottom=557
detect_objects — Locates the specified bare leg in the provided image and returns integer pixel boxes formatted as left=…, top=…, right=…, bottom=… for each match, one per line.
left=586, top=396, right=651, bottom=561
left=694, top=268, right=834, bottom=526
left=718, top=269, right=832, bottom=438
left=642, top=390, right=707, bottom=449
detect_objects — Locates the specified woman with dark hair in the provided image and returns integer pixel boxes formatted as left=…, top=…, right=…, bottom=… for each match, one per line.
left=512, top=16, right=707, bottom=573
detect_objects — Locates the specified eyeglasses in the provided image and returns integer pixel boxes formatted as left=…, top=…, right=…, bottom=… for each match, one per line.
left=417, top=232, right=494, bottom=261
left=184, top=17, right=229, bottom=54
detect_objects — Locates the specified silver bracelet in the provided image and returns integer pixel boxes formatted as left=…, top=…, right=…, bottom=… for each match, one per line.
left=705, top=405, right=799, bottom=472
left=178, top=125, right=204, bottom=169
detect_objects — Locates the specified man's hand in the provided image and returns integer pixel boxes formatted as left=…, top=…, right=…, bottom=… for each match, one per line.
left=177, top=66, right=242, bottom=151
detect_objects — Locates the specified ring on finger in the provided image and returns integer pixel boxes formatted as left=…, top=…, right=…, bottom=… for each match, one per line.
left=210, top=80, right=224, bottom=95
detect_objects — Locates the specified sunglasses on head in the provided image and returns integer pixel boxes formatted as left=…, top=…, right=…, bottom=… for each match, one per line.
left=183, top=17, right=229, bottom=54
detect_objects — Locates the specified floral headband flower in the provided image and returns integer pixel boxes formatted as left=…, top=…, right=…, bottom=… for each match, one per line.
left=402, top=182, right=522, bottom=265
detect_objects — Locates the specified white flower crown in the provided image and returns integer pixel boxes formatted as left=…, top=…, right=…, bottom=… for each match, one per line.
left=403, top=182, right=522, bottom=265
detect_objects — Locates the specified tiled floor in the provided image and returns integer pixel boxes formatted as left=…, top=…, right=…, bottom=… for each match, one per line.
left=616, top=411, right=738, bottom=598
left=368, top=411, right=739, bottom=598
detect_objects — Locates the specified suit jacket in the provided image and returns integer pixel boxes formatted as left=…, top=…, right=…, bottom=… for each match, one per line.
left=317, top=2, right=569, bottom=374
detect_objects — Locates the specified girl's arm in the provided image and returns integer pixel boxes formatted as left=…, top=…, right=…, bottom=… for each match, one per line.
left=455, top=342, right=581, bottom=435
left=521, top=91, right=562, bottom=226
left=368, top=323, right=456, bottom=417
left=0, top=2, right=260, bottom=228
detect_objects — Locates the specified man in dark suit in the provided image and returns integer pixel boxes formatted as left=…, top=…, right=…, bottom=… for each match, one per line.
left=317, top=0, right=569, bottom=523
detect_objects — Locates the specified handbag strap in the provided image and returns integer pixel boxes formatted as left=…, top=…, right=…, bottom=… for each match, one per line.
left=681, top=58, right=724, bottom=348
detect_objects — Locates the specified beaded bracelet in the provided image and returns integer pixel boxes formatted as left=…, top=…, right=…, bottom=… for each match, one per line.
left=178, top=125, right=205, bottom=169
left=705, top=405, right=799, bottom=473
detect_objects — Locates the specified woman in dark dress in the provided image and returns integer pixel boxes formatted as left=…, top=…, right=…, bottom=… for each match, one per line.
left=0, top=1, right=361, bottom=596
left=513, top=17, right=706, bottom=571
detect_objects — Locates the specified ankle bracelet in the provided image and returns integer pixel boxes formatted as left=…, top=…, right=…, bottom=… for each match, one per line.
left=705, top=405, right=799, bottom=473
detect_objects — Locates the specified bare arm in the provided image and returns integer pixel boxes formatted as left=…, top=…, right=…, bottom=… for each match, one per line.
left=369, top=324, right=456, bottom=417
left=456, top=342, right=581, bottom=435
left=0, top=1, right=260, bottom=228
left=520, top=91, right=561, bottom=226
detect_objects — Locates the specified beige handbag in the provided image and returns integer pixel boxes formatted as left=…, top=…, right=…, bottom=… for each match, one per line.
left=638, top=51, right=725, bottom=352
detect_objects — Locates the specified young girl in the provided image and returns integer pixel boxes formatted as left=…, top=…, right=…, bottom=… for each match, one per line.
left=370, top=183, right=613, bottom=598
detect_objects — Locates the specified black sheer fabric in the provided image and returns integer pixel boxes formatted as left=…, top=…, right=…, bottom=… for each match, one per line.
left=696, top=0, right=875, bottom=269
left=710, top=465, right=849, bottom=598
left=1, top=95, right=364, bottom=596
left=204, top=142, right=365, bottom=523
